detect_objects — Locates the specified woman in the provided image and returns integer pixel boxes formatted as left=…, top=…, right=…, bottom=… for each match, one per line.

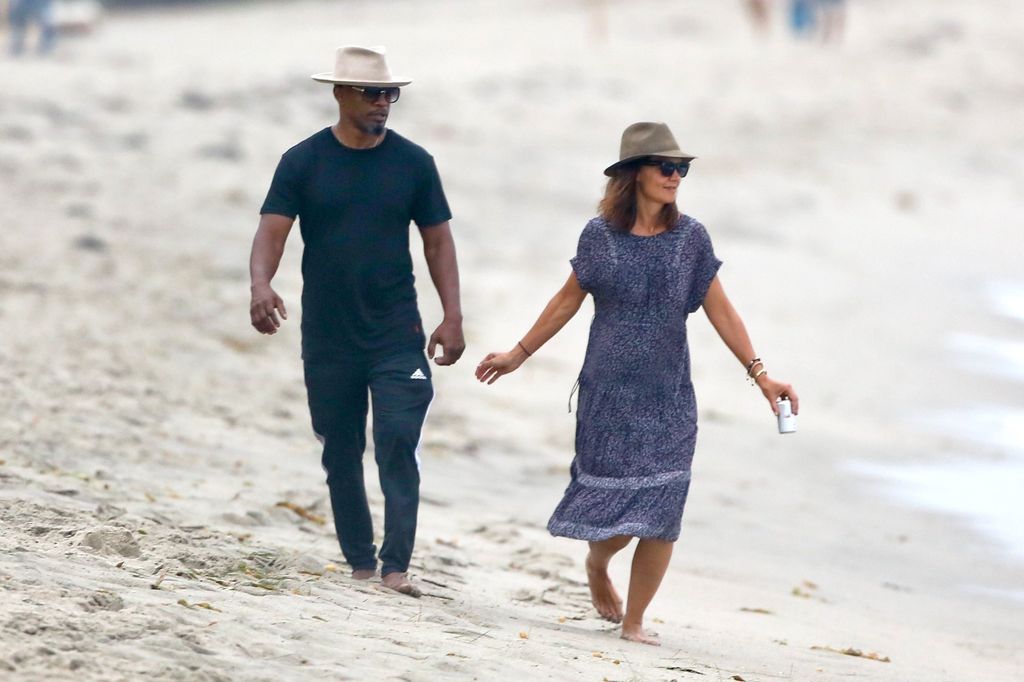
left=475, top=122, right=798, bottom=645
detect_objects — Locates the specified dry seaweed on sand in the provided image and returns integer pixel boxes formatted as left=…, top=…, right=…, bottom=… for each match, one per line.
left=177, top=599, right=222, bottom=612
left=811, top=645, right=892, bottom=662
left=275, top=501, right=327, bottom=525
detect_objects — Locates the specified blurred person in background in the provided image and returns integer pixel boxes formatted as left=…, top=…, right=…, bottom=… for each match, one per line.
left=249, top=46, right=464, bottom=598
left=789, top=0, right=816, bottom=37
left=816, top=0, right=846, bottom=43
left=744, top=0, right=771, bottom=33
left=8, top=0, right=56, bottom=55
left=476, top=122, right=797, bottom=644
left=789, top=0, right=846, bottom=42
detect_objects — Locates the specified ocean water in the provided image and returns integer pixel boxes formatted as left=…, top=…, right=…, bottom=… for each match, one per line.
left=850, top=458, right=1024, bottom=561
left=948, top=333, right=1024, bottom=382
left=853, top=280, right=1024, bottom=562
left=917, top=404, right=1024, bottom=453
left=989, top=281, right=1024, bottom=322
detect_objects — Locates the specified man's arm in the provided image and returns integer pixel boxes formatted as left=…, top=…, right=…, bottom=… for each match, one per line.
left=419, top=221, right=465, bottom=365
left=249, top=213, right=294, bottom=335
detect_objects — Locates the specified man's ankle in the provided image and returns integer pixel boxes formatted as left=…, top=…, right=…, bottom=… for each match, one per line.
left=352, top=565, right=377, bottom=579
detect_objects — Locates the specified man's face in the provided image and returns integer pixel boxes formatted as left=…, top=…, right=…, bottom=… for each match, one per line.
left=336, top=86, right=396, bottom=136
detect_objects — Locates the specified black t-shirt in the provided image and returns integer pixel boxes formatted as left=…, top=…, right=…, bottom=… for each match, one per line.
left=260, top=127, right=451, bottom=362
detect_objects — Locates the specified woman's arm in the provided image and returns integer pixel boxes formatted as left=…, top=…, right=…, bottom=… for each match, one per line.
left=702, top=276, right=799, bottom=415
left=475, top=272, right=588, bottom=384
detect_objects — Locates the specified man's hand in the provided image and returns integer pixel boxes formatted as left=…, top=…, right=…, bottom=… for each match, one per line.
left=427, top=317, right=465, bottom=366
left=249, top=214, right=293, bottom=335
left=420, top=223, right=464, bottom=365
left=250, top=283, right=287, bottom=334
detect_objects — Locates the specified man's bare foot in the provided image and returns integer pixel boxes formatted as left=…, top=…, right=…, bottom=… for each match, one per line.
left=352, top=568, right=375, bottom=580
left=379, top=571, right=422, bottom=598
left=585, top=551, right=623, bottom=622
left=621, top=622, right=660, bottom=646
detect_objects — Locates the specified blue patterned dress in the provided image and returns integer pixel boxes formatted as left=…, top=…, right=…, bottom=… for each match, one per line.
left=547, top=215, right=722, bottom=542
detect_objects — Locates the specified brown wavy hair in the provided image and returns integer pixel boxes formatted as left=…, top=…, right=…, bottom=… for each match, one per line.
left=598, top=161, right=680, bottom=233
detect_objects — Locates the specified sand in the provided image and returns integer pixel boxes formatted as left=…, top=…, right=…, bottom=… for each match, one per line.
left=1, top=0, right=1022, bottom=679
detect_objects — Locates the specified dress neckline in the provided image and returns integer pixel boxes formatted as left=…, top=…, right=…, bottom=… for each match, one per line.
left=627, top=228, right=671, bottom=239
left=619, top=215, right=689, bottom=240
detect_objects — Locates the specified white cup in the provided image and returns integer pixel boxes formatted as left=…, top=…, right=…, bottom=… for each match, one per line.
left=777, top=398, right=797, bottom=434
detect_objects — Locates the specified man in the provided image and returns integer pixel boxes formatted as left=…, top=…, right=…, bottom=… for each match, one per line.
left=249, top=46, right=464, bottom=597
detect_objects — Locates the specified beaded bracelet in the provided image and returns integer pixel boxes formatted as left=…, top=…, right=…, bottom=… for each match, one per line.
left=517, top=341, right=533, bottom=357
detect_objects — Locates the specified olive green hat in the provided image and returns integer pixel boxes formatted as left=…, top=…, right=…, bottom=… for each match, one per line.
left=604, top=122, right=696, bottom=176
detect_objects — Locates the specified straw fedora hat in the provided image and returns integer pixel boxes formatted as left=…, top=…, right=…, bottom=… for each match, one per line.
left=604, top=122, right=696, bottom=176
left=311, top=46, right=412, bottom=87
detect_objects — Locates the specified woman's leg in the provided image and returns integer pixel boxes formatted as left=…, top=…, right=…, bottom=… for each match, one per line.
left=622, top=538, right=674, bottom=645
left=586, top=535, right=632, bottom=621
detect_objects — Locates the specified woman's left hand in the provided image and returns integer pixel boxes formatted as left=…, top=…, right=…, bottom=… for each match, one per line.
left=757, top=377, right=799, bottom=416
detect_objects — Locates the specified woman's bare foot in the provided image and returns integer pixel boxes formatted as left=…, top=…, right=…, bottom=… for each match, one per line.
left=621, top=622, right=660, bottom=646
left=379, top=571, right=422, bottom=598
left=585, top=551, right=623, bottom=622
left=352, top=568, right=375, bottom=580
left=619, top=539, right=672, bottom=646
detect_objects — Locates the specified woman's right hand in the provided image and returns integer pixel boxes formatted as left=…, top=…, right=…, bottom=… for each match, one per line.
left=475, top=348, right=528, bottom=384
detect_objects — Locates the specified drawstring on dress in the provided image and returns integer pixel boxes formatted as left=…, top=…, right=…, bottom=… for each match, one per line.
left=568, top=374, right=581, bottom=413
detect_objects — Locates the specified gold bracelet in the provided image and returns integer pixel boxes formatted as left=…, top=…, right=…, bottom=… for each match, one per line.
left=748, top=367, right=767, bottom=386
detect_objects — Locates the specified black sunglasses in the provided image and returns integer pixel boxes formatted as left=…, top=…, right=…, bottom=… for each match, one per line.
left=350, top=86, right=401, bottom=104
left=642, top=159, right=690, bottom=178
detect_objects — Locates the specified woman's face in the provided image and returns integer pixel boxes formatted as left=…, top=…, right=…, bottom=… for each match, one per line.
left=635, top=157, right=685, bottom=206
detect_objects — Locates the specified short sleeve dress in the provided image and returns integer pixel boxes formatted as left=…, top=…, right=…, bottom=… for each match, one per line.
left=546, top=215, right=722, bottom=542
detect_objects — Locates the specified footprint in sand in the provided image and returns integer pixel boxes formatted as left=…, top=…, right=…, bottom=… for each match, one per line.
left=79, top=590, right=125, bottom=613
left=79, top=528, right=141, bottom=558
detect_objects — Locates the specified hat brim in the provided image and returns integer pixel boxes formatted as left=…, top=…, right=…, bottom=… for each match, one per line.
left=311, top=73, right=412, bottom=87
left=604, top=150, right=697, bottom=177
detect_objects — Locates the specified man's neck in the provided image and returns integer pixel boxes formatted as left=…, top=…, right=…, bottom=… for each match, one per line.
left=331, top=122, right=386, bottom=150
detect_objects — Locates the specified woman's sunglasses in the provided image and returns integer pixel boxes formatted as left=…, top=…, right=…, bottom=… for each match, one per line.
left=642, top=159, right=690, bottom=178
left=350, top=86, right=401, bottom=104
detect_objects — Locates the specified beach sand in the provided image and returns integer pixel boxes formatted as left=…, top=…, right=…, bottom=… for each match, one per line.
left=1, top=0, right=1022, bottom=679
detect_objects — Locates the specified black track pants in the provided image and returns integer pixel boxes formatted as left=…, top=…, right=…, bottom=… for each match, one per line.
left=303, top=352, right=433, bottom=576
